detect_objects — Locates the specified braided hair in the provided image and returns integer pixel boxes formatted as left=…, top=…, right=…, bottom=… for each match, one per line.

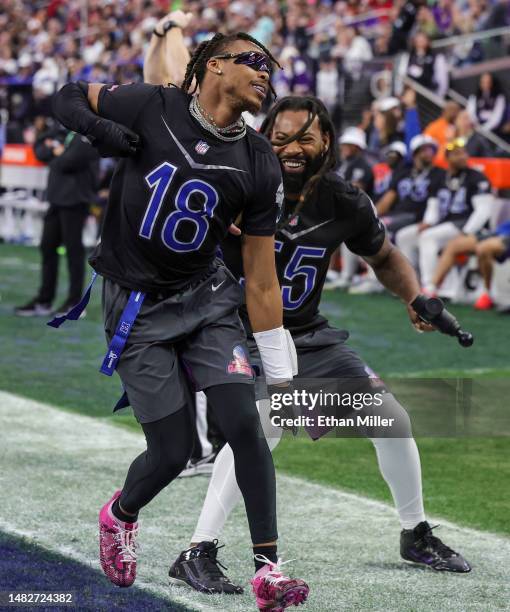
left=260, top=96, right=338, bottom=225
left=181, top=32, right=280, bottom=95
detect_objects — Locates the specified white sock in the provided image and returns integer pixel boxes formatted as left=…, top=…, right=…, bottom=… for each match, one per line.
left=192, top=400, right=282, bottom=543
left=370, top=437, right=426, bottom=530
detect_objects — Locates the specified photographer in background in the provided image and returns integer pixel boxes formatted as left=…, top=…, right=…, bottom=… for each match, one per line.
left=15, top=125, right=99, bottom=317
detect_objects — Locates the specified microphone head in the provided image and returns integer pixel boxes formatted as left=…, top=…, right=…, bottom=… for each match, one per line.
left=457, top=331, right=474, bottom=347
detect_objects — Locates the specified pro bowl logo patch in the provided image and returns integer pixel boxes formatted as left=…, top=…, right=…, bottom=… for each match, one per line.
left=227, top=345, right=253, bottom=377
left=195, top=140, right=210, bottom=155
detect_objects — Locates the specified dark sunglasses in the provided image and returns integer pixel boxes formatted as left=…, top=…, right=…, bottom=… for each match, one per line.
left=212, top=51, right=274, bottom=75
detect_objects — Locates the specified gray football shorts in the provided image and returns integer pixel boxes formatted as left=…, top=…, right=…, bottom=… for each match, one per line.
left=249, top=324, right=384, bottom=383
left=248, top=325, right=391, bottom=439
left=102, top=263, right=254, bottom=423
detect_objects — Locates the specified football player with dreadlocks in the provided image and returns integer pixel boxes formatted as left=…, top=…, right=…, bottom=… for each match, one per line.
left=52, top=26, right=310, bottom=612
left=144, top=18, right=471, bottom=596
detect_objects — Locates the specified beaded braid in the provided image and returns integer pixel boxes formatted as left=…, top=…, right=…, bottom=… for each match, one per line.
left=181, top=32, right=281, bottom=94
left=260, top=96, right=338, bottom=227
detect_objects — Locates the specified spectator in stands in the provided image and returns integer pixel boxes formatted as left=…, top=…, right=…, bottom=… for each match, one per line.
left=432, top=0, right=456, bottom=37
left=405, top=31, right=449, bottom=98
left=14, top=127, right=99, bottom=317
left=315, top=54, right=342, bottom=130
left=415, top=5, right=439, bottom=38
left=332, top=25, right=373, bottom=74
left=370, top=97, right=404, bottom=149
left=379, top=135, right=445, bottom=235
left=373, top=141, right=408, bottom=199
left=424, top=100, right=460, bottom=161
left=429, top=219, right=510, bottom=309
left=467, top=73, right=507, bottom=134
left=388, top=0, right=427, bottom=55
left=337, top=127, right=374, bottom=197
left=483, top=0, right=510, bottom=30
left=329, top=127, right=375, bottom=290
left=454, top=110, right=493, bottom=157
left=353, top=138, right=440, bottom=294
left=396, top=138, right=494, bottom=294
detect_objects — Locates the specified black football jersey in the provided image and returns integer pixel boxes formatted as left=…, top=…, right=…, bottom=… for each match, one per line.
left=89, top=83, right=282, bottom=293
left=436, top=167, right=491, bottom=225
left=336, top=155, right=375, bottom=199
left=389, top=164, right=445, bottom=221
left=223, top=172, right=386, bottom=334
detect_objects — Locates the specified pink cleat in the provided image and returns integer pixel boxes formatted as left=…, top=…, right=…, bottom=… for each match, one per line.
left=98, top=490, right=139, bottom=587
left=251, top=556, right=309, bottom=611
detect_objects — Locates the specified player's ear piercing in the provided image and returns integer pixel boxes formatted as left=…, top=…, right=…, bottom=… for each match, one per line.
left=217, top=70, right=222, bottom=74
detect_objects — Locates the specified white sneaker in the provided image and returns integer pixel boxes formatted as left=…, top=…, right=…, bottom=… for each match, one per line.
left=349, top=279, right=384, bottom=294
left=323, top=275, right=353, bottom=290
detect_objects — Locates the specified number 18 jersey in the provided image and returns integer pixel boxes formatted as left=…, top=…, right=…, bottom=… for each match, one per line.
left=90, top=83, right=282, bottom=293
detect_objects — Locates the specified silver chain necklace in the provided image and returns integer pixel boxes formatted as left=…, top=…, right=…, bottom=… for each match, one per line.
left=189, top=95, right=247, bottom=142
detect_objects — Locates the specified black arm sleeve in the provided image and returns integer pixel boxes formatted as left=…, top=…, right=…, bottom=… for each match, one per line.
left=52, top=82, right=104, bottom=137
left=243, top=148, right=283, bottom=236
left=345, top=192, right=386, bottom=256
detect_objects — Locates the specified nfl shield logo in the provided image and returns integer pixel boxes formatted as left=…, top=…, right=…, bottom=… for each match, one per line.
left=289, top=215, right=299, bottom=227
left=195, top=140, right=210, bottom=155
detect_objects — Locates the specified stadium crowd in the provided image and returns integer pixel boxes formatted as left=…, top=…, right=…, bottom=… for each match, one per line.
left=2, top=0, right=510, bottom=142
left=1, top=0, right=510, bottom=311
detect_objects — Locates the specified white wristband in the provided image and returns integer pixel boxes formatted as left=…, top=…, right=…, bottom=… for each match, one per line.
left=253, top=326, right=298, bottom=385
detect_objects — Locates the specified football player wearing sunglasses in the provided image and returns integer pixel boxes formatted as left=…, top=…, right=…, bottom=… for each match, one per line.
left=52, top=13, right=309, bottom=612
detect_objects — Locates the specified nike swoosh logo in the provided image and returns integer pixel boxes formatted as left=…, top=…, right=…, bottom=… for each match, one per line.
left=161, top=116, right=248, bottom=173
left=279, top=219, right=334, bottom=240
left=211, top=280, right=225, bottom=292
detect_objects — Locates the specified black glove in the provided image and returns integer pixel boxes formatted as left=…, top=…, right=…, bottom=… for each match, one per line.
left=87, top=118, right=140, bottom=157
left=53, top=82, right=140, bottom=158
left=411, top=295, right=474, bottom=347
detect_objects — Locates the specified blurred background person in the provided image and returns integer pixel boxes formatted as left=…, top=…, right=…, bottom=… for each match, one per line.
left=429, top=219, right=510, bottom=309
left=404, top=31, right=449, bottom=98
left=327, top=127, right=374, bottom=290
left=454, top=110, right=493, bottom=157
left=369, top=97, right=404, bottom=150
left=424, top=100, right=460, bottom=163
left=467, top=73, right=508, bottom=135
left=373, top=140, right=408, bottom=199
left=354, top=136, right=444, bottom=294
left=14, top=127, right=99, bottom=317
left=337, top=126, right=374, bottom=197
left=396, top=139, right=494, bottom=294
left=379, top=135, right=444, bottom=235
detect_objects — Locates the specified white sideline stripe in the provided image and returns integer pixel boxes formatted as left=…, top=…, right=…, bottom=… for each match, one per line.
left=1, top=390, right=509, bottom=612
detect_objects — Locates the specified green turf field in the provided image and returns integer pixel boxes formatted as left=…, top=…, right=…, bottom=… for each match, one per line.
left=1, top=243, right=509, bottom=536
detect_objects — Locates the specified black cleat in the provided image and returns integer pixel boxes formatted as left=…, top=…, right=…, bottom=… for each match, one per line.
left=401, top=521, right=471, bottom=573
left=169, top=540, right=244, bottom=594
left=177, top=452, right=217, bottom=478
left=14, top=298, right=53, bottom=317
